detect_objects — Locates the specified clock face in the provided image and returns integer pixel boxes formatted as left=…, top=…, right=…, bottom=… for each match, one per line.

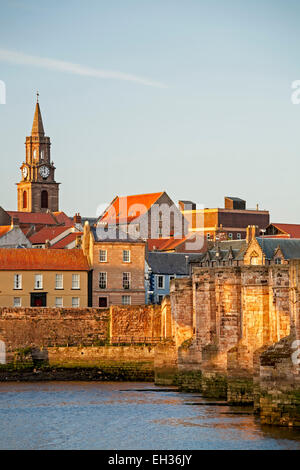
left=22, top=166, right=28, bottom=178
left=40, top=165, right=50, bottom=179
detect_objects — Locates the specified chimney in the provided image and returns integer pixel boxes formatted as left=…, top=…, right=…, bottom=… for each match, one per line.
left=10, top=217, right=19, bottom=228
left=74, top=213, right=82, bottom=224
left=75, top=235, right=82, bottom=248
left=246, top=225, right=258, bottom=244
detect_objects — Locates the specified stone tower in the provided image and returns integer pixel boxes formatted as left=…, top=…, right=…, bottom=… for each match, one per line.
left=17, top=95, right=60, bottom=213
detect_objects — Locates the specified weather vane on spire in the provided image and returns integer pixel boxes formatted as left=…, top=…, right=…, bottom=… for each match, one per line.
left=36, top=91, right=39, bottom=103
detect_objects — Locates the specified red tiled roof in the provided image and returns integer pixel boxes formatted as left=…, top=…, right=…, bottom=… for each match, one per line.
left=99, top=192, right=164, bottom=225
left=147, top=238, right=174, bottom=251
left=269, top=223, right=300, bottom=238
left=29, top=226, right=71, bottom=244
left=50, top=233, right=82, bottom=249
left=52, top=212, right=73, bottom=226
left=0, top=248, right=89, bottom=271
left=0, top=226, right=12, bottom=238
left=8, top=211, right=58, bottom=225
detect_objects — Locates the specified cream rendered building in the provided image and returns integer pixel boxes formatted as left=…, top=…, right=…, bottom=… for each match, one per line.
left=0, top=248, right=89, bottom=308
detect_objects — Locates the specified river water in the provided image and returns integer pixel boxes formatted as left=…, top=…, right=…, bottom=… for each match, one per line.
left=0, top=381, right=300, bottom=450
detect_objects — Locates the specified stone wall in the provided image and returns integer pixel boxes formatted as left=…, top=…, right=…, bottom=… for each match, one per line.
left=0, top=303, right=169, bottom=352
left=0, top=307, right=110, bottom=351
left=110, top=304, right=163, bottom=342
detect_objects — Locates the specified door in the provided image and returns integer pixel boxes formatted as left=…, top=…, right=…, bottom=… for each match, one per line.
left=30, top=293, right=47, bottom=307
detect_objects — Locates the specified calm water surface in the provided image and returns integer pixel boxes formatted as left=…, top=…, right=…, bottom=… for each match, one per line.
left=0, top=381, right=300, bottom=450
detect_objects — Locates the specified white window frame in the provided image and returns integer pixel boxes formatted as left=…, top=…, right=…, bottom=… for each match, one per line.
left=14, top=274, right=22, bottom=290
left=72, top=297, right=80, bottom=308
left=34, top=274, right=43, bottom=290
left=99, top=272, right=107, bottom=289
left=99, top=249, right=107, bottom=263
left=237, top=233, right=241, bottom=240
left=55, top=297, right=63, bottom=308
left=123, top=250, right=131, bottom=263
left=13, top=297, right=21, bottom=307
left=228, top=233, right=233, bottom=240
left=122, top=295, right=131, bottom=305
left=55, top=274, right=64, bottom=290
left=72, top=274, right=80, bottom=290
left=123, top=272, right=131, bottom=289
left=157, top=275, right=165, bottom=290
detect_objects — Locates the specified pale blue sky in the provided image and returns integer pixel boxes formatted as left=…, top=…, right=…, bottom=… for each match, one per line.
left=0, top=0, right=300, bottom=221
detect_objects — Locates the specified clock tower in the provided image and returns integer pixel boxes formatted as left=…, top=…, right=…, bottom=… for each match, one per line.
left=17, top=95, right=60, bottom=213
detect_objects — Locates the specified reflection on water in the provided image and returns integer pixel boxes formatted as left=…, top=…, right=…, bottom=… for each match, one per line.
left=0, top=381, right=299, bottom=450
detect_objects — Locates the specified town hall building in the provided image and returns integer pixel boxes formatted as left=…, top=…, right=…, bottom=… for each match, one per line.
left=17, top=95, right=60, bottom=213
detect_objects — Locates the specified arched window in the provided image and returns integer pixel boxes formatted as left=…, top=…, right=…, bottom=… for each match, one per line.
left=23, top=191, right=27, bottom=209
left=41, top=190, right=48, bottom=209
left=250, top=251, right=259, bottom=265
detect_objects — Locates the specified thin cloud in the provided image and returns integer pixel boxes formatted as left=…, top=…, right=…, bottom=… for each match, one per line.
left=0, top=48, right=167, bottom=88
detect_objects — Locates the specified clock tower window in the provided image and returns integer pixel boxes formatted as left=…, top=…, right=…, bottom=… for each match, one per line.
left=41, top=190, right=48, bottom=209
left=23, top=191, right=27, bottom=209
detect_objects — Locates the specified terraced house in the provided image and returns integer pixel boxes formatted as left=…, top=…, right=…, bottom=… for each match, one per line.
left=0, top=248, right=89, bottom=307
left=82, top=223, right=146, bottom=307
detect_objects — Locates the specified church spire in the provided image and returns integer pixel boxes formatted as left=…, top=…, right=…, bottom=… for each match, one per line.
left=31, top=92, right=45, bottom=137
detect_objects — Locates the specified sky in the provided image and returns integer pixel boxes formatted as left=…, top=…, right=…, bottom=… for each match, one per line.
left=0, top=0, right=300, bottom=221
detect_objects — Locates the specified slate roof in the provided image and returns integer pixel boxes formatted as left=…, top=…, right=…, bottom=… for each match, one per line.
left=256, top=237, right=300, bottom=260
left=189, top=240, right=248, bottom=264
left=147, top=252, right=200, bottom=275
left=225, top=196, right=246, bottom=202
left=91, top=226, right=144, bottom=244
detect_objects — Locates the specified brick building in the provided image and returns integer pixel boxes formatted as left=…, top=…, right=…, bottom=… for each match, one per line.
left=179, top=196, right=269, bottom=241
left=82, top=223, right=146, bottom=307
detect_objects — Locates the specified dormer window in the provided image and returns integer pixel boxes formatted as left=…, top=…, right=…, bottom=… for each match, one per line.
left=275, top=258, right=282, bottom=265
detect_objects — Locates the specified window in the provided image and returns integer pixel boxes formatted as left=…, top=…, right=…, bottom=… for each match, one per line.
left=23, top=191, right=27, bottom=209
left=72, top=297, right=80, bottom=308
left=55, top=297, right=63, bottom=307
left=99, top=250, right=107, bottom=263
left=207, top=233, right=210, bottom=240
left=157, top=275, right=164, bottom=289
left=228, top=233, right=233, bottom=239
left=237, top=233, right=241, bottom=240
left=123, top=250, right=131, bottom=263
left=14, top=274, right=22, bottom=290
left=72, top=274, right=80, bottom=290
left=13, top=297, right=21, bottom=307
left=99, top=297, right=108, bottom=308
left=123, top=272, right=131, bottom=289
left=122, top=295, right=131, bottom=305
left=55, top=274, right=63, bottom=289
left=41, top=190, right=48, bottom=209
left=35, top=274, right=43, bottom=290
left=158, top=295, right=164, bottom=304
left=275, top=258, right=282, bottom=265
left=250, top=252, right=259, bottom=265
left=99, top=272, right=107, bottom=289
